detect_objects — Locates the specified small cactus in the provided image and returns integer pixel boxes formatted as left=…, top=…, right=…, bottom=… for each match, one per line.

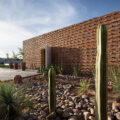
left=48, top=68, right=56, bottom=113
left=95, top=24, right=108, bottom=120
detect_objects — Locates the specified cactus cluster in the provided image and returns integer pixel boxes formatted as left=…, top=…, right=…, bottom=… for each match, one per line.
left=95, top=24, right=108, bottom=120
left=48, top=68, right=56, bottom=113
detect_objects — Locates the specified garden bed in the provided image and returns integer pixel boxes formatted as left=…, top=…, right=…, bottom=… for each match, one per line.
left=2, top=74, right=120, bottom=120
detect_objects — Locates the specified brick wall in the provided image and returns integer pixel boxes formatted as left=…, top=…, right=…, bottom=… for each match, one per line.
left=23, top=11, right=120, bottom=73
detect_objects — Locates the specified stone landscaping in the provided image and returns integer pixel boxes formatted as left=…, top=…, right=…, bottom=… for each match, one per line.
left=13, top=74, right=120, bottom=120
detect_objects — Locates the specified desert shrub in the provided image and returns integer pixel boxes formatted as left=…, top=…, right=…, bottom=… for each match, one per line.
left=37, top=66, right=45, bottom=74
left=59, top=66, right=64, bottom=74
left=38, top=64, right=62, bottom=75
left=110, top=65, right=120, bottom=96
left=76, top=79, right=90, bottom=95
left=65, top=75, right=71, bottom=80
left=91, top=64, right=95, bottom=78
left=0, top=64, right=9, bottom=68
left=73, top=64, right=82, bottom=77
left=0, top=83, right=33, bottom=120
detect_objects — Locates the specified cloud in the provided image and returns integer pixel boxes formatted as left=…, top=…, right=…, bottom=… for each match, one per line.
left=0, top=21, right=34, bottom=57
left=0, top=0, right=87, bottom=57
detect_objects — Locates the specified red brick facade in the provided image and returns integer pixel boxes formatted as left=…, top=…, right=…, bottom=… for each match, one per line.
left=23, top=11, right=120, bottom=73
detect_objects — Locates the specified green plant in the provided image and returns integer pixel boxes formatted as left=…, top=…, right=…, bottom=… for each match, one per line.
left=76, top=79, right=90, bottom=95
left=0, top=64, right=9, bottom=68
left=59, top=66, right=64, bottom=74
left=17, top=48, right=24, bottom=59
left=47, top=64, right=60, bottom=74
left=5, top=53, right=9, bottom=62
left=12, top=51, right=18, bottom=60
left=48, top=68, right=56, bottom=113
left=65, top=75, right=70, bottom=80
left=73, top=64, right=82, bottom=77
left=0, top=83, right=33, bottom=120
left=73, top=65, right=78, bottom=77
left=110, top=65, right=120, bottom=96
left=91, top=64, right=95, bottom=78
left=37, top=66, right=45, bottom=74
left=95, top=24, right=107, bottom=120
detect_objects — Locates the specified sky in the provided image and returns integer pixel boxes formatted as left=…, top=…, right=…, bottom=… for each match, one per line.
left=0, top=0, right=120, bottom=58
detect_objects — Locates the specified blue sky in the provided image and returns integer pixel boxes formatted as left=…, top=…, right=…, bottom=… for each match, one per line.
left=0, top=0, right=120, bottom=57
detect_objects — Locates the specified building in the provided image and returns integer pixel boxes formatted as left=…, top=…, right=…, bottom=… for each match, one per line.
left=23, top=10, right=120, bottom=74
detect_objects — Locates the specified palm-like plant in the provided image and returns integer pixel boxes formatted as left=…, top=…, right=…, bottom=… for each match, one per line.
left=5, top=53, right=9, bottom=63
left=18, top=48, right=24, bottom=59
left=0, top=83, right=32, bottom=120
left=76, top=79, right=90, bottom=95
left=6, top=53, right=9, bottom=60
left=12, top=51, right=18, bottom=60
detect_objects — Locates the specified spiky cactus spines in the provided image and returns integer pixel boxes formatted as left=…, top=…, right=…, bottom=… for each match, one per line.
left=95, top=24, right=108, bottom=120
left=48, top=68, right=56, bottom=113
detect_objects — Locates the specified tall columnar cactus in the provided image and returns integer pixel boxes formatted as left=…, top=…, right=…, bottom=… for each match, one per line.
left=95, top=24, right=108, bottom=120
left=48, top=68, right=56, bottom=113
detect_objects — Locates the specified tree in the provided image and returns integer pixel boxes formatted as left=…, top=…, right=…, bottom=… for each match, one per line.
left=6, top=53, right=9, bottom=60
left=18, top=48, right=24, bottom=59
left=12, top=51, right=18, bottom=60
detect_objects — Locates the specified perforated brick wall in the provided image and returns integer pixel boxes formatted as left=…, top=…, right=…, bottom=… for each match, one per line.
left=23, top=11, right=120, bottom=73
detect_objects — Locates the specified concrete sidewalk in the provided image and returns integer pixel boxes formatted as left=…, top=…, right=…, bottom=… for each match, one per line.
left=0, top=68, right=39, bottom=81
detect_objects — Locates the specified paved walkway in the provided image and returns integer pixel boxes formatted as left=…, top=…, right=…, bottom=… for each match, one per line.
left=0, top=68, right=39, bottom=81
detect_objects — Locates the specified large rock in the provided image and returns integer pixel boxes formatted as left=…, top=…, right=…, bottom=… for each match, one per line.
left=68, top=116, right=78, bottom=120
left=14, top=75, right=22, bottom=84
left=46, top=112, right=56, bottom=120
left=116, top=112, right=120, bottom=120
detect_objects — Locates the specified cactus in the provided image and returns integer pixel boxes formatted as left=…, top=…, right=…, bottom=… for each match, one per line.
left=95, top=24, right=108, bottom=120
left=48, top=68, right=56, bottom=113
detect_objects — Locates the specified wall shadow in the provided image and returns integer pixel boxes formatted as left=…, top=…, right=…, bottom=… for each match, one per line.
left=52, top=46, right=92, bottom=76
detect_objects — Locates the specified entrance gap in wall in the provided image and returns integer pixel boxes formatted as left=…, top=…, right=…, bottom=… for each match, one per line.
left=40, top=46, right=52, bottom=67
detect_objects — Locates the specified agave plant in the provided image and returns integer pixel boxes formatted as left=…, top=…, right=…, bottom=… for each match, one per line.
left=76, top=79, right=90, bottom=95
left=0, top=83, right=32, bottom=120
left=110, top=65, right=120, bottom=96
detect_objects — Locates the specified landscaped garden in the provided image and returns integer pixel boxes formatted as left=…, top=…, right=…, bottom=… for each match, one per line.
left=0, top=25, right=120, bottom=120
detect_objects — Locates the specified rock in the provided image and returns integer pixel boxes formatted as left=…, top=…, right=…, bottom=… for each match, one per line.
left=14, top=75, right=22, bottom=84
left=27, top=118, right=33, bottom=120
left=83, top=111, right=90, bottom=120
left=108, top=112, right=114, bottom=120
left=44, top=107, right=49, bottom=114
left=69, top=101, right=75, bottom=107
left=63, top=84, right=72, bottom=89
left=112, top=101, right=119, bottom=111
left=55, top=116, right=61, bottom=120
left=75, top=103, right=82, bottom=109
left=89, top=116, right=94, bottom=120
left=68, top=116, right=78, bottom=120
left=78, top=112, right=84, bottom=120
left=82, top=104, right=88, bottom=110
left=116, top=97, right=120, bottom=103
left=15, top=117, right=25, bottom=120
left=73, top=109, right=79, bottom=115
left=81, top=94, right=88, bottom=99
left=62, top=111, right=70, bottom=118
left=89, top=108, right=94, bottom=114
left=21, top=113, right=29, bottom=119
left=56, top=109, right=63, bottom=116
left=46, top=112, right=56, bottom=120
left=64, top=108, right=73, bottom=113
left=116, top=112, right=120, bottom=120
left=40, top=111, right=46, bottom=116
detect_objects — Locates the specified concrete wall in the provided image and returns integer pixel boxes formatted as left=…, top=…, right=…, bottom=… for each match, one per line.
left=23, top=11, right=120, bottom=73
left=45, top=46, right=51, bottom=67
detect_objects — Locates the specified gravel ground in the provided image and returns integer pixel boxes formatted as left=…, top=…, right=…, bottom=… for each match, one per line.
left=14, top=75, right=120, bottom=120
